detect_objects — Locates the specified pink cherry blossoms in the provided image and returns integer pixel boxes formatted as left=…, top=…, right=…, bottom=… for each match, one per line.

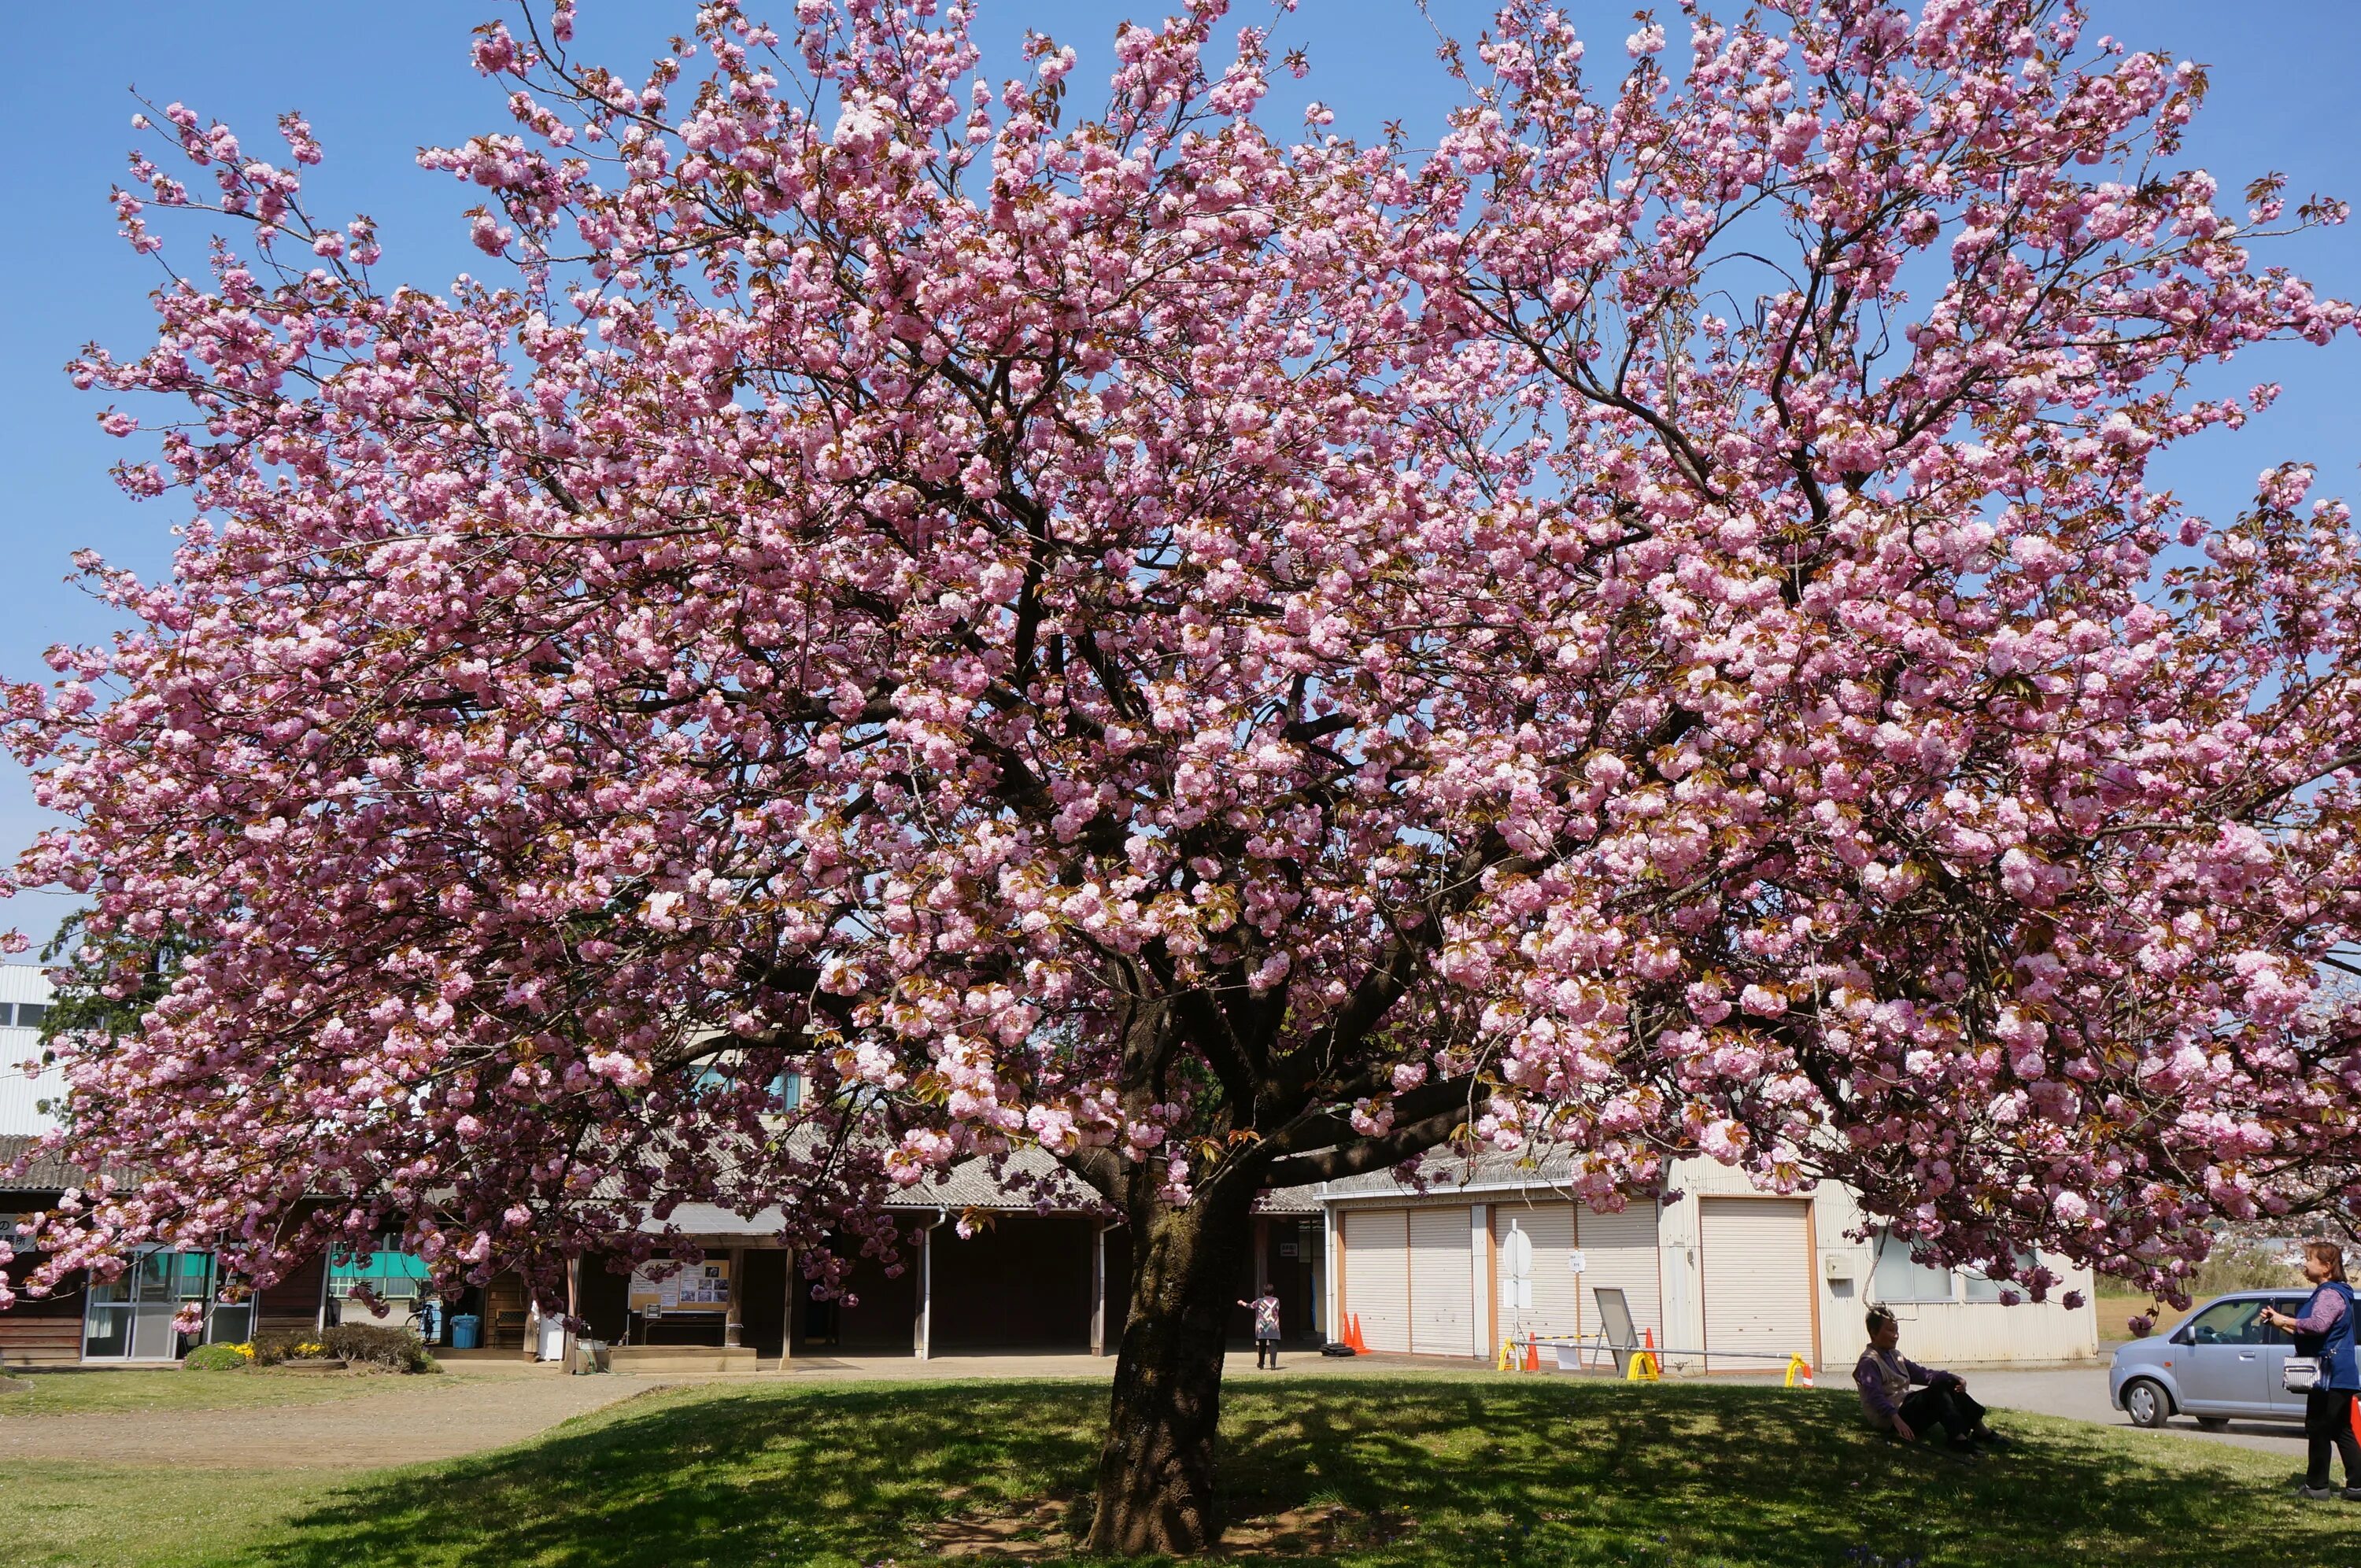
left=4, top=0, right=2360, bottom=1341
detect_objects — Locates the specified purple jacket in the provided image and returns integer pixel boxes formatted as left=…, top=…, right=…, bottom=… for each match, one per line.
left=1854, top=1345, right=1953, bottom=1426
left=2289, top=1289, right=2348, bottom=1336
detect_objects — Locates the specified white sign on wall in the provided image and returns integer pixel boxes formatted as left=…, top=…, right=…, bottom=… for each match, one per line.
left=1568, top=1249, right=1587, bottom=1274
left=1501, top=1219, right=1535, bottom=1311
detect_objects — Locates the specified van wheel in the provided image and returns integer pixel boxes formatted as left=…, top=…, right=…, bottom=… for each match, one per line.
left=2194, top=1417, right=2228, bottom=1432
left=2123, top=1378, right=2171, bottom=1428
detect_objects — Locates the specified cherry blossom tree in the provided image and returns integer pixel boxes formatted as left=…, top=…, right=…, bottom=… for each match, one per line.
left=7, top=0, right=2361, bottom=1550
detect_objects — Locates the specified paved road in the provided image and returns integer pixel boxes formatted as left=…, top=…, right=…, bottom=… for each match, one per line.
left=1956, top=1364, right=2307, bottom=1458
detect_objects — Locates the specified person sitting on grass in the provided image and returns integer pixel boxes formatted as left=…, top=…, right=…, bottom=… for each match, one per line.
left=1854, top=1307, right=2011, bottom=1452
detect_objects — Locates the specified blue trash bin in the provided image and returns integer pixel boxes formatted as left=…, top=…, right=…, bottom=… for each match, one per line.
left=450, top=1313, right=482, bottom=1350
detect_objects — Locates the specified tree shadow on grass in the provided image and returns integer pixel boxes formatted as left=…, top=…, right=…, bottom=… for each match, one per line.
left=240, top=1378, right=2361, bottom=1567
left=1218, top=1379, right=2361, bottom=1567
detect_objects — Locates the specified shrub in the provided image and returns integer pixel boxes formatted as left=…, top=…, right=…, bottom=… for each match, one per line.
left=246, top=1324, right=434, bottom=1372
left=248, top=1330, right=331, bottom=1366
left=2193, top=1243, right=2304, bottom=1295
left=322, top=1323, right=436, bottom=1372
left=182, top=1341, right=252, bottom=1371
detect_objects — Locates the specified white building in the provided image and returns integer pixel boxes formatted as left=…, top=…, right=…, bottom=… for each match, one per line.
left=0, top=965, right=61, bottom=1136
left=1320, top=1150, right=2098, bottom=1375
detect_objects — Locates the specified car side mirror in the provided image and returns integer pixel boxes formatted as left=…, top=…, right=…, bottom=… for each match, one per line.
left=2169, top=1324, right=2195, bottom=1346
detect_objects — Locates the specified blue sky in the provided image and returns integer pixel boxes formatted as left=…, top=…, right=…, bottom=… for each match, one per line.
left=2, top=2, right=2356, bottom=942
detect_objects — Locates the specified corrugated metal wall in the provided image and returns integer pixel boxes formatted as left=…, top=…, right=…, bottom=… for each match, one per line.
left=0, top=963, right=61, bottom=1135
left=1342, top=1208, right=1410, bottom=1352
left=1700, top=1197, right=1813, bottom=1372
left=1497, top=1203, right=1582, bottom=1347
left=1407, top=1206, right=1474, bottom=1356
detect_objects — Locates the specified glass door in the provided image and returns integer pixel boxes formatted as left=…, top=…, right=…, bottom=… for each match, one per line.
left=86, top=1249, right=220, bottom=1360
left=83, top=1276, right=132, bottom=1359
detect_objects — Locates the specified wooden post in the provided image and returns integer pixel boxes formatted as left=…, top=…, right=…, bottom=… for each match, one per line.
left=778, top=1248, right=796, bottom=1370
left=1482, top=1205, right=1501, bottom=1363
left=1469, top=1205, right=1488, bottom=1360
left=563, top=1256, right=581, bottom=1374
left=915, top=1216, right=936, bottom=1360
left=725, top=1246, right=746, bottom=1348
left=1090, top=1220, right=1107, bottom=1356
left=1325, top=1198, right=1342, bottom=1347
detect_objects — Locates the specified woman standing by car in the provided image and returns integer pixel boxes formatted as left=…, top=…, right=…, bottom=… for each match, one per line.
left=2260, top=1241, right=2361, bottom=1501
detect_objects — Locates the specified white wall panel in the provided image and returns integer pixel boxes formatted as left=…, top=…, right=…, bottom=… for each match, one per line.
left=1700, top=1197, right=1813, bottom=1372
left=1577, top=1202, right=1662, bottom=1356
left=1343, top=1208, right=1410, bottom=1353
left=1409, top=1205, right=1474, bottom=1356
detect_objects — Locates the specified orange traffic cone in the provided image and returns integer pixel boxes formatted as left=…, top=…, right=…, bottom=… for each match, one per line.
left=1347, top=1314, right=1365, bottom=1353
left=1523, top=1338, right=1541, bottom=1372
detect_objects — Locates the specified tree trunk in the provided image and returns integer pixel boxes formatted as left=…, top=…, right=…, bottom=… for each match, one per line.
left=1086, top=1185, right=1256, bottom=1555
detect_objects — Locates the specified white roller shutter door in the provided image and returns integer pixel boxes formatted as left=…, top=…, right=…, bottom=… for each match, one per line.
left=1495, top=1204, right=1582, bottom=1348
left=1343, top=1208, right=1410, bottom=1353
left=1700, top=1197, right=1813, bottom=1373
left=1409, top=1206, right=1475, bottom=1356
left=1577, top=1202, right=1663, bottom=1352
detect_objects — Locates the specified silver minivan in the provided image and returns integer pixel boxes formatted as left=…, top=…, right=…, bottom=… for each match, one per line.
left=2109, top=1288, right=2317, bottom=1429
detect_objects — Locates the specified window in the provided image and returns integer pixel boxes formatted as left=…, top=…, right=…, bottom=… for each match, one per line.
left=2181, top=1297, right=2273, bottom=1346
left=2259, top=1297, right=2312, bottom=1346
left=1871, top=1232, right=1955, bottom=1304
left=83, top=1247, right=222, bottom=1359
left=13, top=1003, right=46, bottom=1029
left=1962, top=1250, right=2040, bottom=1303
left=328, top=1238, right=430, bottom=1310
left=0, top=1003, right=12, bottom=1026
left=771, top=1072, right=802, bottom=1110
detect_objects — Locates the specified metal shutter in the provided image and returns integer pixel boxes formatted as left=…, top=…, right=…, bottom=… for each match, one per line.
left=1700, top=1197, right=1812, bottom=1373
left=1409, top=1206, right=1474, bottom=1356
left=1343, top=1208, right=1410, bottom=1353
left=1496, top=1203, right=1582, bottom=1348
left=1577, top=1202, right=1662, bottom=1353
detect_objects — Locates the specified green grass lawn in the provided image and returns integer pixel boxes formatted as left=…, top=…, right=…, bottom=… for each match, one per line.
left=10, top=1376, right=2359, bottom=1567
left=0, top=1365, right=444, bottom=1418
left=7, top=1467, right=347, bottom=1568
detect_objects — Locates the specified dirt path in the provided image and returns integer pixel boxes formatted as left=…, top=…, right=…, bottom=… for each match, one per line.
left=0, top=1368, right=663, bottom=1470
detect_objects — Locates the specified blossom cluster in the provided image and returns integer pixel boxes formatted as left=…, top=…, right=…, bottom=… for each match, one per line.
left=5, top=0, right=2359, bottom=1314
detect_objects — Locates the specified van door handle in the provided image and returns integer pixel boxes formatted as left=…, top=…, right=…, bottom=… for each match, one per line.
left=2238, top=1351, right=2259, bottom=1361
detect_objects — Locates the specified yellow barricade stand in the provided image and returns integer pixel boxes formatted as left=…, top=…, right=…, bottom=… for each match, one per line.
left=1783, top=1354, right=1815, bottom=1389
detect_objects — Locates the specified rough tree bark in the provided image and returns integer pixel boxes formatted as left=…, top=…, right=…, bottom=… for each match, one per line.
left=1085, top=1181, right=1259, bottom=1555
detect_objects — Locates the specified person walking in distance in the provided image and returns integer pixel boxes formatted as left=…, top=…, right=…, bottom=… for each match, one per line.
left=1239, top=1286, right=1282, bottom=1370
left=2259, top=1240, right=2361, bottom=1501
